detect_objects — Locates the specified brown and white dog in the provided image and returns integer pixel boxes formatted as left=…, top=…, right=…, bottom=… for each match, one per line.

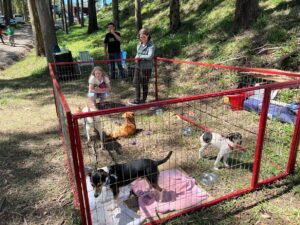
left=108, top=111, right=136, bottom=139
left=199, top=132, right=243, bottom=170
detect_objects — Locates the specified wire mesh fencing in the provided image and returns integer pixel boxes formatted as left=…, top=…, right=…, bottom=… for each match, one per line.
left=50, top=58, right=300, bottom=225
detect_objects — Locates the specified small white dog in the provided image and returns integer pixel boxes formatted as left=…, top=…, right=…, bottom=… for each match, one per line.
left=199, top=131, right=242, bottom=170
left=77, top=106, right=104, bottom=146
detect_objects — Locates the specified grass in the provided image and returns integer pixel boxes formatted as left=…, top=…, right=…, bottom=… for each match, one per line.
left=0, top=53, right=81, bottom=225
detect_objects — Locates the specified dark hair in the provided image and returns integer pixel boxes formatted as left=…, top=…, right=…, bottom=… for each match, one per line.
left=107, top=22, right=116, bottom=28
left=138, top=28, right=151, bottom=41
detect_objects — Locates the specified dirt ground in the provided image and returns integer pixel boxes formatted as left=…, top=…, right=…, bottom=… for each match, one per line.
left=0, top=24, right=33, bottom=70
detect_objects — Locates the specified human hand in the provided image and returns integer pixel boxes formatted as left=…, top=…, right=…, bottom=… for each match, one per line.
left=98, top=87, right=108, bottom=93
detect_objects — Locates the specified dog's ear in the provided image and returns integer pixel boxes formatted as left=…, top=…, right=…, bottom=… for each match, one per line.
left=226, top=132, right=242, bottom=142
left=76, top=106, right=83, bottom=113
left=123, top=111, right=134, bottom=118
left=125, top=111, right=134, bottom=119
left=98, top=169, right=108, bottom=176
left=226, top=133, right=234, bottom=141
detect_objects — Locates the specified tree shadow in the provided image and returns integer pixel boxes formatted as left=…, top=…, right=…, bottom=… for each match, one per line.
left=0, top=126, right=61, bottom=206
left=264, top=1, right=300, bottom=14
left=0, top=67, right=57, bottom=106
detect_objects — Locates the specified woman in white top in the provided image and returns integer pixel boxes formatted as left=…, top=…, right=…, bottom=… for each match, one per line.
left=88, top=66, right=111, bottom=108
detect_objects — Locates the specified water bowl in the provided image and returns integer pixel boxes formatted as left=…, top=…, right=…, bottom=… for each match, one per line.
left=182, top=127, right=192, bottom=135
left=199, top=172, right=218, bottom=186
left=155, top=108, right=163, bottom=115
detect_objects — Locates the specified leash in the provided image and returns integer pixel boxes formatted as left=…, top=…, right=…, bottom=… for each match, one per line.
left=83, top=105, right=100, bottom=169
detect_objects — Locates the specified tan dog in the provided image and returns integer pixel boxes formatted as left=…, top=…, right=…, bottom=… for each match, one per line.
left=109, top=112, right=136, bottom=139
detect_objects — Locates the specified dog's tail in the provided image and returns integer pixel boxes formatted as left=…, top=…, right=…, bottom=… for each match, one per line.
left=155, top=151, right=173, bottom=166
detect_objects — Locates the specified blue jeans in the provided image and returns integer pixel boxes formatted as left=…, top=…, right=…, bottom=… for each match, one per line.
left=108, top=53, right=125, bottom=79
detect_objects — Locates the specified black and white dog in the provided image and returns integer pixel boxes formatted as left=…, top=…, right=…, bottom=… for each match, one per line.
left=199, top=132, right=242, bottom=170
left=87, top=151, right=173, bottom=209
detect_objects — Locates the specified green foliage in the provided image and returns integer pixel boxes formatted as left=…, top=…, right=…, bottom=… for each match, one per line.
left=12, top=0, right=23, bottom=14
left=65, top=203, right=82, bottom=225
left=277, top=89, right=299, bottom=103
left=254, top=14, right=269, bottom=30
left=267, top=26, right=288, bottom=44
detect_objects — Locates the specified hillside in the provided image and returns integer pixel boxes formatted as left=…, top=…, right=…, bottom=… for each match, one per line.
left=61, top=0, right=300, bottom=70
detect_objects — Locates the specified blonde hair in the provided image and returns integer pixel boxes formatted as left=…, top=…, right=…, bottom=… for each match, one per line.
left=90, top=66, right=110, bottom=82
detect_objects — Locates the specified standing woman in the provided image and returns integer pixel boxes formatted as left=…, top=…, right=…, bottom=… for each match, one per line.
left=130, top=28, right=155, bottom=104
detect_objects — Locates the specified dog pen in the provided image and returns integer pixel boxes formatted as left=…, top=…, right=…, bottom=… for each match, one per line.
left=49, top=57, right=300, bottom=225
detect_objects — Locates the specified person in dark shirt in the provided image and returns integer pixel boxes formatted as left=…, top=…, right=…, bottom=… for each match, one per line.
left=104, top=22, right=124, bottom=79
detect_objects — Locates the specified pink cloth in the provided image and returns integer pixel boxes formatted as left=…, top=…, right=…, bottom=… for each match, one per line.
left=131, top=169, right=209, bottom=219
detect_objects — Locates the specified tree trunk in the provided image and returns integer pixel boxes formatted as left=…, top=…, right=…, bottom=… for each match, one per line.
left=7, top=0, right=12, bottom=18
left=35, top=0, right=58, bottom=62
left=169, top=0, right=180, bottom=32
left=112, top=0, right=119, bottom=28
left=103, top=0, right=107, bottom=8
left=0, top=0, right=3, bottom=15
left=23, top=0, right=29, bottom=22
left=48, top=0, right=56, bottom=29
left=3, top=0, right=10, bottom=25
left=28, top=0, right=45, bottom=56
left=233, top=0, right=259, bottom=33
left=70, top=0, right=74, bottom=24
left=61, top=0, right=68, bottom=34
left=134, top=0, right=142, bottom=32
left=61, top=0, right=65, bottom=31
left=53, top=0, right=56, bottom=22
left=76, top=0, right=81, bottom=24
left=67, top=0, right=74, bottom=26
left=87, top=0, right=98, bottom=34
left=80, top=0, right=84, bottom=27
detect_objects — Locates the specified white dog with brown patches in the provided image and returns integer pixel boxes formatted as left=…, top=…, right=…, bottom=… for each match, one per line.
left=199, top=132, right=243, bottom=170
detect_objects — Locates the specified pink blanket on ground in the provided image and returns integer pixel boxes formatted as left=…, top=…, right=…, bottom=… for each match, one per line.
left=131, top=168, right=209, bottom=219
